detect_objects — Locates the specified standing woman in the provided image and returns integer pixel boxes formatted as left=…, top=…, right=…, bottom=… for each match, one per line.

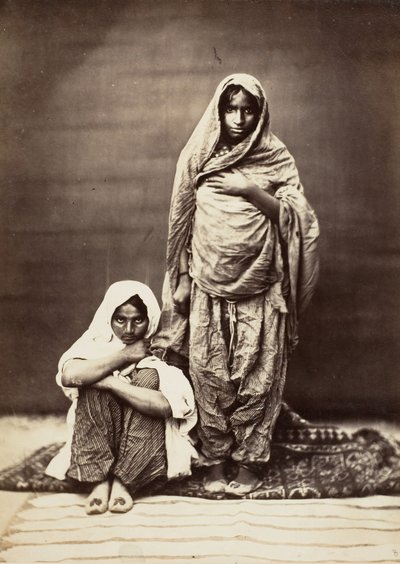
left=152, top=74, right=319, bottom=495
left=46, top=280, right=197, bottom=514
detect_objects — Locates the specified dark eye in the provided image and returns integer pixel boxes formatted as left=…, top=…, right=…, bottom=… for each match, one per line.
left=114, top=317, right=125, bottom=324
left=225, top=106, right=234, bottom=113
left=135, top=318, right=144, bottom=325
left=245, top=108, right=254, bottom=115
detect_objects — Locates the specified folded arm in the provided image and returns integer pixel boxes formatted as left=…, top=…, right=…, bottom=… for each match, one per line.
left=205, top=170, right=280, bottom=223
left=93, top=375, right=172, bottom=418
left=61, top=340, right=148, bottom=388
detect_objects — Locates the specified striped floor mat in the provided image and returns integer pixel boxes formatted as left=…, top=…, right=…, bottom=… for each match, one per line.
left=1, top=493, right=399, bottom=563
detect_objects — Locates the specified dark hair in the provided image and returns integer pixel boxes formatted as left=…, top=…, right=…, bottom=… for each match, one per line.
left=126, top=294, right=148, bottom=318
left=218, top=85, right=260, bottom=120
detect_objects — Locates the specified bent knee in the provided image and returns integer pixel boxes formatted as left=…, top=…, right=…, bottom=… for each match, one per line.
left=131, top=368, right=159, bottom=390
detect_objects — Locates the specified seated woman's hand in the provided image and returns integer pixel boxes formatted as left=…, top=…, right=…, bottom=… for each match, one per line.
left=123, top=339, right=149, bottom=363
left=92, top=369, right=132, bottom=391
left=92, top=374, right=115, bottom=390
left=204, top=169, right=255, bottom=197
left=172, top=275, right=191, bottom=317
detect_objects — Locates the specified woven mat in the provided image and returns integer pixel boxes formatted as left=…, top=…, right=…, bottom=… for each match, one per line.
left=1, top=406, right=399, bottom=499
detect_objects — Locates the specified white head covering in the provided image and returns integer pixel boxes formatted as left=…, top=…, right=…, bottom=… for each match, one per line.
left=88, top=280, right=160, bottom=342
left=58, top=280, right=160, bottom=371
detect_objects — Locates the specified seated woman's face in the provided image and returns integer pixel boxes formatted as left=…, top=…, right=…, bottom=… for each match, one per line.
left=221, top=89, right=258, bottom=145
left=111, top=303, right=149, bottom=345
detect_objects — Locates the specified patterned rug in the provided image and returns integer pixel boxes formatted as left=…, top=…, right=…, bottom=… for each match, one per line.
left=1, top=405, right=399, bottom=499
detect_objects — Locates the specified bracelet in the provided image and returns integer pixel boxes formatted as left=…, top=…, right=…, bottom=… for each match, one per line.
left=178, top=271, right=189, bottom=277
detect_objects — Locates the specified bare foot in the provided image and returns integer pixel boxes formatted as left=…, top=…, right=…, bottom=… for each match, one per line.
left=203, top=462, right=227, bottom=493
left=108, top=477, right=134, bottom=513
left=225, top=464, right=262, bottom=496
left=235, top=465, right=260, bottom=488
left=85, top=480, right=110, bottom=515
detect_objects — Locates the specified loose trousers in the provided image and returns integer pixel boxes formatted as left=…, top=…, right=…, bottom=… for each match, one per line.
left=67, top=368, right=167, bottom=493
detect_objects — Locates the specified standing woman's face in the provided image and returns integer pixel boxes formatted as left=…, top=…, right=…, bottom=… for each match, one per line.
left=111, top=302, right=149, bottom=344
left=220, top=89, right=259, bottom=145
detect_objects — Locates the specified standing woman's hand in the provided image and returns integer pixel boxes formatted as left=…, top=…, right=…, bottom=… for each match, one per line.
left=205, top=168, right=280, bottom=223
left=205, top=169, right=256, bottom=197
left=172, top=273, right=191, bottom=317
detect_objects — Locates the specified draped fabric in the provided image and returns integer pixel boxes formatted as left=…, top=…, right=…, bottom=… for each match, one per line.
left=152, top=74, right=319, bottom=465
left=152, top=74, right=319, bottom=358
left=189, top=284, right=288, bottom=465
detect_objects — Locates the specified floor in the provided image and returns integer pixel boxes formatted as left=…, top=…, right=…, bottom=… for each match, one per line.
left=0, top=415, right=67, bottom=544
left=0, top=415, right=399, bottom=564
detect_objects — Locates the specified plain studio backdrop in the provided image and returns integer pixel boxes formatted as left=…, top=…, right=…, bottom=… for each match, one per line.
left=0, top=0, right=399, bottom=419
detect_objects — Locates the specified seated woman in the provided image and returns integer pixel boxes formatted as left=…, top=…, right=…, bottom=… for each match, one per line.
left=46, top=280, right=197, bottom=515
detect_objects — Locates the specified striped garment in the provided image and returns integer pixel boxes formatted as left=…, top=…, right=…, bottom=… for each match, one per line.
left=67, top=368, right=167, bottom=494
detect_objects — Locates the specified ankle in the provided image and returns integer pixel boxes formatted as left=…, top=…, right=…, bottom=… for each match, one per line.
left=235, top=464, right=259, bottom=485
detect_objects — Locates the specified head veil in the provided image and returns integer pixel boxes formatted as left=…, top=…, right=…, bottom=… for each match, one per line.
left=166, top=73, right=309, bottom=284
left=181, top=73, right=271, bottom=170
left=58, top=280, right=160, bottom=371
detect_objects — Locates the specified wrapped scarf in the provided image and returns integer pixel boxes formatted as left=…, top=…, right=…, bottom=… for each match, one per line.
left=155, top=74, right=319, bottom=355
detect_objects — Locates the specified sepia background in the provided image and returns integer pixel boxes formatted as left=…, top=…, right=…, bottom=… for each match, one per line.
left=1, top=0, right=399, bottom=417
